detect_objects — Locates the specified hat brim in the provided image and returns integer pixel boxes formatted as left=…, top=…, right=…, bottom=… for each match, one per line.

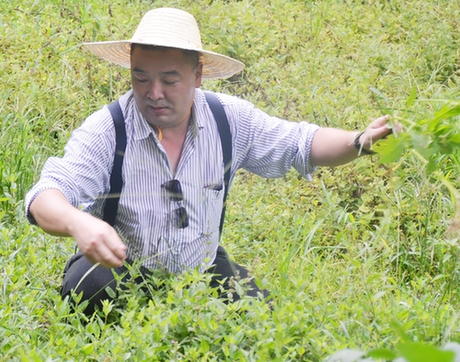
left=82, top=40, right=245, bottom=80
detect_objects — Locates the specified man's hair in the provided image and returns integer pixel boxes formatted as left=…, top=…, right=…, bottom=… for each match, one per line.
left=130, top=43, right=202, bottom=69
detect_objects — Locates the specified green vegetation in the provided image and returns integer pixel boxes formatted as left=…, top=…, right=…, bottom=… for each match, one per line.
left=1, top=0, right=460, bottom=360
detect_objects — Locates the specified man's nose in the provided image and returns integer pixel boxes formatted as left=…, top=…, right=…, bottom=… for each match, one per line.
left=148, top=81, right=164, bottom=100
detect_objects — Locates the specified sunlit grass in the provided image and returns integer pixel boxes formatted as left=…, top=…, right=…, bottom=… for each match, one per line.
left=1, top=0, right=460, bottom=360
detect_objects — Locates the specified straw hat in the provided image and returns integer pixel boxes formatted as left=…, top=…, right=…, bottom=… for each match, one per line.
left=83, top=8, right=245, bottom=79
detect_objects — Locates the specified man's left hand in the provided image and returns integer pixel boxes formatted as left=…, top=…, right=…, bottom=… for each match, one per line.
left=359, top=115, right=403, bottom=151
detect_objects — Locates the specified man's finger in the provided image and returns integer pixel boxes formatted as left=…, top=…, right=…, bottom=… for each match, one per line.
left=97, top=243, right=125, bottom=268
left=106, top=230, right=127, bottom=261
left=372, top=114, right=390, bottom=127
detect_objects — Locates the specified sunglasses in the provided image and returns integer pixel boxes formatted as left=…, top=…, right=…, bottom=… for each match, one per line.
left=162, top=179, right=189, bottom=229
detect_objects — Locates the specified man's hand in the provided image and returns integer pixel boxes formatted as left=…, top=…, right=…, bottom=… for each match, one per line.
left=310, top=115, right=403, bottom=167
left=69, top=212, right=127, bottom=268
left=29, top=189, right=126, bottom=268
left=359, top=115, right=403, bottom=151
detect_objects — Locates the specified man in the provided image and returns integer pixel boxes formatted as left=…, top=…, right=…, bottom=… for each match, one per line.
left=25, top=8, right=402, bottom=315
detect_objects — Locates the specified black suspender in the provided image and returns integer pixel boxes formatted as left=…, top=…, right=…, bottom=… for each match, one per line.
left=102, top=92, right=232, bottom=236
left=103, top=101, right=127, bottom=226
left=204, top=92, right=232, bottom=235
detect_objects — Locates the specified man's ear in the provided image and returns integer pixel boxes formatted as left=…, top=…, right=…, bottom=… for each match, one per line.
left=195, top=63, right=203, bottom=88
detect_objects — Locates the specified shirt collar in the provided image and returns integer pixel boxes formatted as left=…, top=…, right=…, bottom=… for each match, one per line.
left=132, top=104, right=154, bottom=141
left=192, top=88, right=206, bottom=131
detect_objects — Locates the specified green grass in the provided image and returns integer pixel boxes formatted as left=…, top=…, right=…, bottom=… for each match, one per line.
left=1, top=0, right=460, bottom=360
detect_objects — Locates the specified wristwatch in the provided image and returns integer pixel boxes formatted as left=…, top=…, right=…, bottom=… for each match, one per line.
left=354, top=131, right=375, bottom=155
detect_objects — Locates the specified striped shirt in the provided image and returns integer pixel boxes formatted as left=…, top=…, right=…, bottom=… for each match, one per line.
left=25, top=88, right=319, bottom=273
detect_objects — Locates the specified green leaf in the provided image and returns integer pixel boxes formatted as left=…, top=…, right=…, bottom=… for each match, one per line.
left=448, top=133, right=460, bottom=145
left=82, top=343, right=94, bottom=355
left=376, top=137, right=405, bottom=164
left=411, top=133, right=432, bottom=159
left=406, top=86, right=417, bottom=108
left=433, top=104, right=460, bottom=122
left=369, top=86, right=389, bottom=101
left=200, top=338, right=210, bottom=354
left=368, top=348, right=397, bottom=359
left=426, top=158, right=437, bottom=174
left=397, top=342, right=455, bottom=362
left=102, top=299, right=114, bottom=316
left=105, top=286, right=116, bottom=299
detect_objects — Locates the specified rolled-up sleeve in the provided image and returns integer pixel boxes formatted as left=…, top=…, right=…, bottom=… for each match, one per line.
left=292, top=121, right=320, bottom=181
left=25, top=109, right=115, bottom=225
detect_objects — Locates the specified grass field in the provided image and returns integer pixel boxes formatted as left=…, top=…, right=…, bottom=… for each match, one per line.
left=1, top=0, right=460, bottom=360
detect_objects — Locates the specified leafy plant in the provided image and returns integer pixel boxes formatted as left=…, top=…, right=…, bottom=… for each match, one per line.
left=328, top=341, right=460, bottom=362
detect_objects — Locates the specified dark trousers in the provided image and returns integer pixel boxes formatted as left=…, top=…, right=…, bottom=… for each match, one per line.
left=61, top=246, right=270, bottom=315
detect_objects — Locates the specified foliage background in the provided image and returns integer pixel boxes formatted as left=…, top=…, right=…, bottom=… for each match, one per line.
left=1, top=0, right=460, bottom=360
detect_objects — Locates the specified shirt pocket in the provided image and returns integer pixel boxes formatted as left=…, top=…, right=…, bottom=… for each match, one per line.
left=202, top=184, right=225, bottom=235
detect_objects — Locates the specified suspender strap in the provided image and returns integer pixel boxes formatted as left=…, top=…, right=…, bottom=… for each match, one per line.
left=204, top=92, right=232, bottom=235
left=103, top=100, right=126, bottom=226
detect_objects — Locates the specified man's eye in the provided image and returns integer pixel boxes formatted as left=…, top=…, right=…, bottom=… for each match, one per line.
left=136, top=78, right=148, bottom=83
left=164, top=80, right=178, bottom=85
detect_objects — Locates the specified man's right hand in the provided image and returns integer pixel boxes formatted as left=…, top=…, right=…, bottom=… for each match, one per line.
left=69, top=211, right=127, bottom=268
left=29, top=189, right=126, bottom=268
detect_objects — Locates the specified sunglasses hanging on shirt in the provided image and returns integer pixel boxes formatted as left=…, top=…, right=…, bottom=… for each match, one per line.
left=162, top=179, right=189, bottom=229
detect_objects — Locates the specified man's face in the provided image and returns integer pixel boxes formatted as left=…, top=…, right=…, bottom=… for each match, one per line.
left=131, top=46, right=203, bottom=129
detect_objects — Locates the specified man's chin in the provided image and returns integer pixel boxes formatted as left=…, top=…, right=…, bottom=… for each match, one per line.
left=142, top=112, right=172, bottom=127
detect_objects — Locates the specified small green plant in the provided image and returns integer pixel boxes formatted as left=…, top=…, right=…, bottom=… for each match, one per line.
left=376, top=98, right=460, bottom=234
left=328, top=341, right=460, bottom=362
